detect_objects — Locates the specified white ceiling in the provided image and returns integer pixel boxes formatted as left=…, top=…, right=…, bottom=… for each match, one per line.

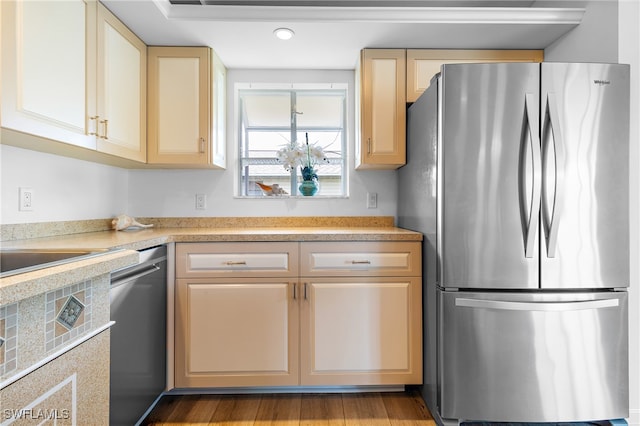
left=101, top=0, right=585, bottom=69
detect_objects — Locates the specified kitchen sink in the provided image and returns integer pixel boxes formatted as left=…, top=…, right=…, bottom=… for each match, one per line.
left=0, top=249, right=109, bottom=278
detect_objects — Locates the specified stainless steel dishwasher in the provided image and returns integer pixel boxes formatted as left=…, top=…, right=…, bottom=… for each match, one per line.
left=110, top=245, right=167, bottom=426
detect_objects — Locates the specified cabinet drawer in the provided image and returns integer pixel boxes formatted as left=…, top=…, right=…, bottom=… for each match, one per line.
left=176, top=242, right=298, bottom=278
left=300, top=241, right=420, bottom=277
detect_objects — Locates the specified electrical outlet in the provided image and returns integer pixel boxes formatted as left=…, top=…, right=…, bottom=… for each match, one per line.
left=366, top=192, right=377, bottom=209
left=195, top=193, right=207, bottom=210
left=19, top=187, right=34, bottom=211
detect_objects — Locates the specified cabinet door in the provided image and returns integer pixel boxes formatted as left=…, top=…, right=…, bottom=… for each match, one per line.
left=175, top=278, right=299, bottom=387
left=356, top=49, right=406, bottom=170
left=148, top=46, right=226, bottom=168
left=406, top=49, right=544, bottom=102
left=1, top=0, right=97, bottom=149
left=300, top=277, right=422, bottom=386
left=95, top=3, right=146, bottom=162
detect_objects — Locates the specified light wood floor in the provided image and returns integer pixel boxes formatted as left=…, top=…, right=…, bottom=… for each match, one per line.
left=140, top=390, right=436, bottom=426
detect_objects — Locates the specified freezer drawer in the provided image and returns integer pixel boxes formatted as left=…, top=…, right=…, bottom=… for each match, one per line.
left=440, top=290, right=628, bottom=423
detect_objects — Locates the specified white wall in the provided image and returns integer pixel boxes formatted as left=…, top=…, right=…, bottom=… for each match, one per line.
left=0, top=144, right=129, bottom=224
left=0, top=69, right=397, bottom=224
left=127, top=69, right=398, bottom=218
left=539, top=0, right=619, bottom=62
left=619, top=0, right=640, bottom=422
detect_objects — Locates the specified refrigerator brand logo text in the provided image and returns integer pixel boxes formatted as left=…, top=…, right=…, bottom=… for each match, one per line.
left=594, top=79, right=611, bottom=85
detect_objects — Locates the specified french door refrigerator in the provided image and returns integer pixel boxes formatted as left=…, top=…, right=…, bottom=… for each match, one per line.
left=397, top=62, right=630, bottom=424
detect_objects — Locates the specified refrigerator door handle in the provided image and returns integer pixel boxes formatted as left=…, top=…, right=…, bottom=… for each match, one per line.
left=520, top=93, right=542, bottom=258
left=455, top=297, right=619, bottom=312
left=542, top=92, right=565, bottom=258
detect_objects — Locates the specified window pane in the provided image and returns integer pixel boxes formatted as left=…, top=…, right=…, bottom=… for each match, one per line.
left=297, top=94, right=343, bottom=128
left=296, top=131, right=342, bottom=157
left=242, top=163, right=292, bottom=196
left=244, top=131, right=291, bottom=157
left=241, top=92, right=290, bottom=128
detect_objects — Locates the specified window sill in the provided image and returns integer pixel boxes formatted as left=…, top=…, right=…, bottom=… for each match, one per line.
left=235, top=195, right=349, bottom=200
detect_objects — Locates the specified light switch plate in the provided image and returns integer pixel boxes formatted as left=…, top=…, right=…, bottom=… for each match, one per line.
left=367, top=192, right=377, bottom=209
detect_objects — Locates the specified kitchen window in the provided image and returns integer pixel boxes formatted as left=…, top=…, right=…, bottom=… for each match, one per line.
left=237, top=85, right=347, bottom=197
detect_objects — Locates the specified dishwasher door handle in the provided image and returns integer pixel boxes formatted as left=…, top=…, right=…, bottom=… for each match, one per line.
left=111, top=264, right=161, bottom=288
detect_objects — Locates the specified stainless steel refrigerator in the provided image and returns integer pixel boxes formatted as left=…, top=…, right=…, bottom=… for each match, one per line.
left=397, top=62, right=630, bottom=424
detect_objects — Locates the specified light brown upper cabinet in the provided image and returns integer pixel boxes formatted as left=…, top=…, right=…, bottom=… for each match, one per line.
left=356, top=49, right=407, bottom=170
left=95, top=3, right=147, bottom=162
left=407, top=49, right=544, bottom=102
left=1, top=0, right=147, bottom=162
left=356, top=48, right=543, bottom=170
left=1, top=0, right=96, bottom=149
left=147, top=47, right=226, bottom=168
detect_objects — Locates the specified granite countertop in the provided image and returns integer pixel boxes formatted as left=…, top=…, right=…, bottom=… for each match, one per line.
left=0, top=249, right=139, bottom=305
left=0, top=216, right=422, bottom=304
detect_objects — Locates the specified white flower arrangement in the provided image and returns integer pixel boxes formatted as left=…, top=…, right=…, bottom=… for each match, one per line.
left=276, top=133, right=330, bottom=181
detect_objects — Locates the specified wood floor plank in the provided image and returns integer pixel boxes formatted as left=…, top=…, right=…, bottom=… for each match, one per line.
left=342, top=393, right=391, bottom=426
left=164, top=395, right=222, bottom=424
left=380, top=392, right=436, bottom=426
left=208, top=394, right=262, bottom=425
left=141, top=391, right=436, bottom=426
left=300, top=394, right=346, bottom=426
left=254, top=394, right=302, bottom=425
left=140, top=394, right=183, bottom=425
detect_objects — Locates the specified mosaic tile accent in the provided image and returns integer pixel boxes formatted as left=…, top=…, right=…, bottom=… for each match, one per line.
left=0, top=303, right=19, bottom=376
left=45, top=282, right=93, bottom=353
left=56, top=296, right=85, bottom=331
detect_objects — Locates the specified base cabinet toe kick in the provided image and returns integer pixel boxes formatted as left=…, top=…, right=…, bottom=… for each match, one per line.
left=173, top=241, right=423, bottom=389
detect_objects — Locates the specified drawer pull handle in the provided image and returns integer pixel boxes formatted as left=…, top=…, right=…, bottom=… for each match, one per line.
left=224, top=261, right=247, bottom=266
left=351, top=260, right=371, bottom=264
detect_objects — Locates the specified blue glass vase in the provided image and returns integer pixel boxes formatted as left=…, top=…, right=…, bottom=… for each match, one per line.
left=299, top=180, right=318, bottom=196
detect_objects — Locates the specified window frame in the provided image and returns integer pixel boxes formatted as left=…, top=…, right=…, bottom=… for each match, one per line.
left=235, top=83, right=348, bottom=198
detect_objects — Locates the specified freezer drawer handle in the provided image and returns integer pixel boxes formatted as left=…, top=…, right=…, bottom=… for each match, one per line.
left=455, top=297, right=619, bottom=312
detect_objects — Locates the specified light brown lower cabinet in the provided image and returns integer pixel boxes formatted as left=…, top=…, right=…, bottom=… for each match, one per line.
left=175, top=277, right=299, bottom=388
left=300, top=276, right=422, bottom=386
left=174, top=241, right=422, bottom=388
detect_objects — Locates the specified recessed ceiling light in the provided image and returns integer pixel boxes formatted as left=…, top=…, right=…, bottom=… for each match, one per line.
left=274, top=28, right=295, bottom=40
